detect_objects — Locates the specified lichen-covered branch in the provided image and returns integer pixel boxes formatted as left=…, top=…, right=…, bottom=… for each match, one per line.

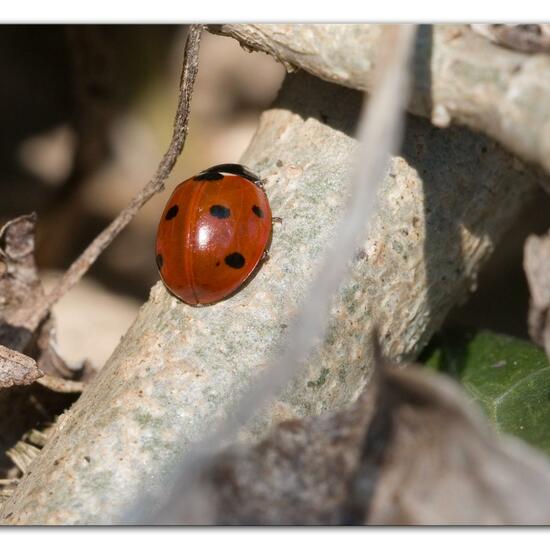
left=210, top=24, right=550, bottom=184
left=0, top=72, right=543, bottom=524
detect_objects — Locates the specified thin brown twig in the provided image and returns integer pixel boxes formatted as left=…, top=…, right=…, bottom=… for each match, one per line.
left=13, top=25, right=202, bottom=332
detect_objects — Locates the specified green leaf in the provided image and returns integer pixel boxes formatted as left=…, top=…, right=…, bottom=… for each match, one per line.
left=421, top=329, right=550, bottom=454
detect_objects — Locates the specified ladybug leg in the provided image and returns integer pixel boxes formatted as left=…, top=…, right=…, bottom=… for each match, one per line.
left=272, top=217, right=283, bottom=224
left=261, top=250, right=271, bottom=263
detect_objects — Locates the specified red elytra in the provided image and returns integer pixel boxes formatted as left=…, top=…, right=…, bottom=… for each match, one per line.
left=155, top=164, right=273, bottom=306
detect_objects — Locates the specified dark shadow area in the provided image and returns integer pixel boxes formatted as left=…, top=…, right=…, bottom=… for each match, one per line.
left=410, top=24, right=433, bottom=118
left=274, top=71, right=363, bottom=138
left=275, top=24, right=433, bottom=138
left=0, top=25, right=180, bottom=217
left=446, top=186, right=550, bottom=338
left=0, top=385, right=77, bottom=476
left=400, top=116, right=548, bottom=346
left=419, top=327, right=475, bottom=379
left=0, top=24, right=180, bottom=217
left=0, top=26, right=73, bottom=217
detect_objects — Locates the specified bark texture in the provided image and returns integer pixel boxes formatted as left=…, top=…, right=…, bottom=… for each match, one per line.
left=211, top=24, right=550, bottom=183
left=0, top=72, right=543, bottom=524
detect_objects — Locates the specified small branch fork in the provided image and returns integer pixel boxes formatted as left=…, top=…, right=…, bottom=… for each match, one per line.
left=11, top=25, right=203, bottom=333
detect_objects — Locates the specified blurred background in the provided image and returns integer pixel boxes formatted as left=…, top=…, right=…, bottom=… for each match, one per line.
left=1, top=25, right=548, bottom=370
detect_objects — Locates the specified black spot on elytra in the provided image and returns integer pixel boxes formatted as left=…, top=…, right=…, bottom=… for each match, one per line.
left=194, top=171, right=224, bottom=181
left=165, top=205, right=179, bottom=220
left=156, top=254, right=163, bottom=269
left=224, top=252, right=245, bottom=269
left=252, top=205, right=264, bottom=218
left=216, top=261, right=220, bottom=267
left=210, top=204, right=231, bottom=218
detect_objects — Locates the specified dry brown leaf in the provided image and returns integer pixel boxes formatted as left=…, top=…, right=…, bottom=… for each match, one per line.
left=366, top=367, right=550, bottom=525
left=195, top=363, right=550, bottom=525
left=0, top=214, right=42, bottom=352
left=0, top=345, right=43, bottom=389
left=35, top=318, right=95, bottom=382
left=0, top=215, right=90, bottom=480
left=0, top=214, right=92, bottom=384
left=524, top=232, right=550, bottom=358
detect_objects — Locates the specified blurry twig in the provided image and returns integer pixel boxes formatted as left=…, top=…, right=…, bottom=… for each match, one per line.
left=11, top=25, right=203, bottom=333
left=132, top=24, right=417, bottom=524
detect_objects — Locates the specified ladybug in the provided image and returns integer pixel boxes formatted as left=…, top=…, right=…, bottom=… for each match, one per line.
left=155, top=163, right=273, bottom=306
